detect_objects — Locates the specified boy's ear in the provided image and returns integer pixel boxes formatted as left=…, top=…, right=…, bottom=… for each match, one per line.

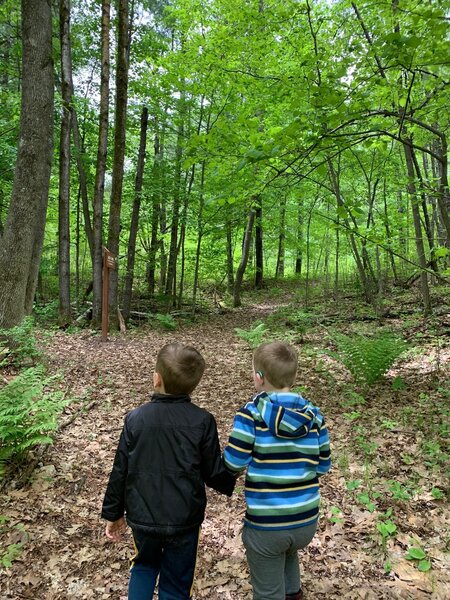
left=254, top=370, right=264, bottom=384
left=153, top=372, right=162, bottom=388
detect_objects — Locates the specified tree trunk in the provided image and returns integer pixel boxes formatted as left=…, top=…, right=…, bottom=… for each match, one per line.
left=226, top=205, right=235, bottom=293
left=233, top=209, right=255, bottom=308
left=0, top=0, right=54, bottom=328
left=328, top=158, right=374, bottom=305
left=275, top=196, right=286, bottom=278
left=254, top=200, right=263, bottom=289
left=107, top=0, right=130, bottom=326
left=403, top=137, right=432, bottom=315
left=165, top=100, right=185, bottom=304
left=71, top=109, right=94, bottom=260
left=122, top=106, right=148, bottom=323
left=192, top=159, right=206, bottom=314
left=58, top=0, right=73, bottom=326
left=295, top=204, right=303, bottom=275
left=91, top=0, right=110, bottom=327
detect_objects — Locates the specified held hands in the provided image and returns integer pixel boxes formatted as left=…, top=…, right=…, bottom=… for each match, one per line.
left=105, top=517, right=127, bottom=542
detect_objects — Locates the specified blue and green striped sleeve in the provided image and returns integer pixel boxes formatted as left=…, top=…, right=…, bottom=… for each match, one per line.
left=317, top=419, right=331, bottom=476
left=224, top=407, right=255, bottom=473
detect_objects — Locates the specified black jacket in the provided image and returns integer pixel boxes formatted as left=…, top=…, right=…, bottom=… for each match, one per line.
left=101, top=393, right=235, bottom=535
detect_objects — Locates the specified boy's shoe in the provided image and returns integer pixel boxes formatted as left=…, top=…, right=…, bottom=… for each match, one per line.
left=286, top=590, right=303, bottom=600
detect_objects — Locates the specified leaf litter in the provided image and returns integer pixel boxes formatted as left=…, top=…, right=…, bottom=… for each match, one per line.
left=0, top=297, right=448, bottom=599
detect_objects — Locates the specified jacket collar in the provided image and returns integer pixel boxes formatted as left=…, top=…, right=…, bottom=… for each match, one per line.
left=151, top=392, right=191, bottom=404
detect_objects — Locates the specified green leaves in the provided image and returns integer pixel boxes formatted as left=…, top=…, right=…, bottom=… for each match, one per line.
left=327, top=332, right=408, bottom=387
left=0, top=367, right=69, bottom=478
left=405, top=546, right=432, bottom=572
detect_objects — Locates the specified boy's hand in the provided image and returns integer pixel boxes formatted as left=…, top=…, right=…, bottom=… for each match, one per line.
left=105, top=517, right=127, bottom=542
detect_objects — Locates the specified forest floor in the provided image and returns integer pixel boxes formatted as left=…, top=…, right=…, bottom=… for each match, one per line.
left=0, top=284, right=449, bottom=600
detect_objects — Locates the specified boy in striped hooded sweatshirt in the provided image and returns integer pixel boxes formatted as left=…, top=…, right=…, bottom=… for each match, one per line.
left=224, top=342, right=331, bottom=600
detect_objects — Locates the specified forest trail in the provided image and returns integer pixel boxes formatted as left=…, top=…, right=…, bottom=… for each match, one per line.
left=0, top=299, right=448, bottom=600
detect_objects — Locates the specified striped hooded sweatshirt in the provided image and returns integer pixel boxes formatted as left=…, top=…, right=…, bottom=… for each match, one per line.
left=224, top=391, right=331, bottom=530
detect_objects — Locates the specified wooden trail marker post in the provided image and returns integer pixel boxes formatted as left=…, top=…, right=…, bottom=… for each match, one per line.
left=102, top=247, right=116, bottom=342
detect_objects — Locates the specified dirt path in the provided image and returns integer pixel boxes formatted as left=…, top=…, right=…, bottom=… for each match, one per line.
left=0, top=304, right=448, bottom=599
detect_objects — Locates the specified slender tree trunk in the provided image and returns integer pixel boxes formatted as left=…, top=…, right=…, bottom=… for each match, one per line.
left=91, top=0, right=110, bottom=327
left=334, top=215, right=340, bottom=298
left=107, top=0, right=130, bottom=325
left=328, top=158, right=373, bottom=305
left=295, top=204, right=303, bottom=275
left=233, top=209, right=255, bottom=308
left=122, top=106, right=148, bottom=323
left=226, top=205, right=235, bottom=293
left=275, top=196, right=286, bottom=278
left=177, top=163, right=193, bottom=309
left=75, top=185, right=81, bottom=311
left=254, top=200, right=263, bottom=289
left=58, top=0, right=73, bottom=326
left=382, top=179, right=398, bottom=281
left=165, top=100, right=185, bottom=304
left=403, top=137, right=432, bottom=315
left=71, top=110, right=93, bottom=259
left=192, top=159, right=206, bottom=314
left=0, top=0, right=54, bottom=327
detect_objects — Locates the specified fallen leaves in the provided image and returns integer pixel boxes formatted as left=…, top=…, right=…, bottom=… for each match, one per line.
left=0, top=302, right=448, bottom=599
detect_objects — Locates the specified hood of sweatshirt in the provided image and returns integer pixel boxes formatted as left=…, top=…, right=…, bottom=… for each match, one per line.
left=254, top=391, right=321, bottom=439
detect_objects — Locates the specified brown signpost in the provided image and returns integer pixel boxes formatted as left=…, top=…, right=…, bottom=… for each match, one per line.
left=102, top=247, right=116, bottom=342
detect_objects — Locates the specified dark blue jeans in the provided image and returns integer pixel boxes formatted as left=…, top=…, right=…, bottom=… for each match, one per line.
left=128, top=527, right=200, bottom=600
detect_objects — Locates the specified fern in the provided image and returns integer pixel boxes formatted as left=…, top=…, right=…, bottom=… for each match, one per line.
left=0, top=317, right=41, bottom=367
left=234, top=322, right=269, bottom=349
left=328, top=332, right=408, bottom=386
left=0, top=366, right=68, bottom=477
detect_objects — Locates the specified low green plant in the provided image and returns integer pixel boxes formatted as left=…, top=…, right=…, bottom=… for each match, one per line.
left=345, top=479, right=362, bottom=491
left=329, top=506, right=344, bottom=524
left=0, top=366, right=68, bottom=477
left=341, top=389, right=366, bottom=408
left=356, top=491, right=378, bottom=512
left=388, top=480, right=412, bottom=501
left=0, top=317, right=41, bottom=367
left=152, top=313, right=178, bottom=330
left=327, top=332, right=408, bottom=386
left=234, top=321, right=269, bottom=349
left=1, top=542, right=23, bottom=568
left=431, top=487, right=445, bottom=501
left=33, top=300, right=59, bottom=325
left=405, top=546, right=432, bottom=572
left=377, top=514, right=397, bottom=552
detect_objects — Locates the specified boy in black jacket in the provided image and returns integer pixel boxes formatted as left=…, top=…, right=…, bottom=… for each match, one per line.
left=101, top=343, right=235, bottom=600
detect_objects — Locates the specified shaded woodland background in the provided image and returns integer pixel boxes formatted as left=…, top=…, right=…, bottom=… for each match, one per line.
left=0, top=0, right=449, bottom=327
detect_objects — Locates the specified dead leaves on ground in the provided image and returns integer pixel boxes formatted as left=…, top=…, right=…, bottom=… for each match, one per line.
left=0, top=303, right=449, bottom=599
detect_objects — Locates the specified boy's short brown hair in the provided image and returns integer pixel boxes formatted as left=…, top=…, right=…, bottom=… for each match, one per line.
left=155, top=343, right=206, bottom=395
left=253, top=342, right=298, bottom=389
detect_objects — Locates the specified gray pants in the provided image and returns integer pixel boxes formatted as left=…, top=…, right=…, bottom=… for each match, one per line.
left=242, top=522, right=317, bottom=600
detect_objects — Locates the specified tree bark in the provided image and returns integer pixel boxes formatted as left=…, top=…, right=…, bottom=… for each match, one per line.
left=0, top=0, right=54, bottom=327
left=275, top=196, right=286, bottom=278
left=165, top=97, right=185, bottom=304
left=226, top=211, right=235, bottom=293
left=58, top=0, right=73, bottom=326
left=122, top=106, right=148, bottom=323
left=254, top=200, right=263, bottom=289
left=233, top=209, right=255, bottom=308
left=107, top=0, right=130, bottom=326
left=403, top=136, right=432, bottom=315
left=91, top=0, right=111, bottom=327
